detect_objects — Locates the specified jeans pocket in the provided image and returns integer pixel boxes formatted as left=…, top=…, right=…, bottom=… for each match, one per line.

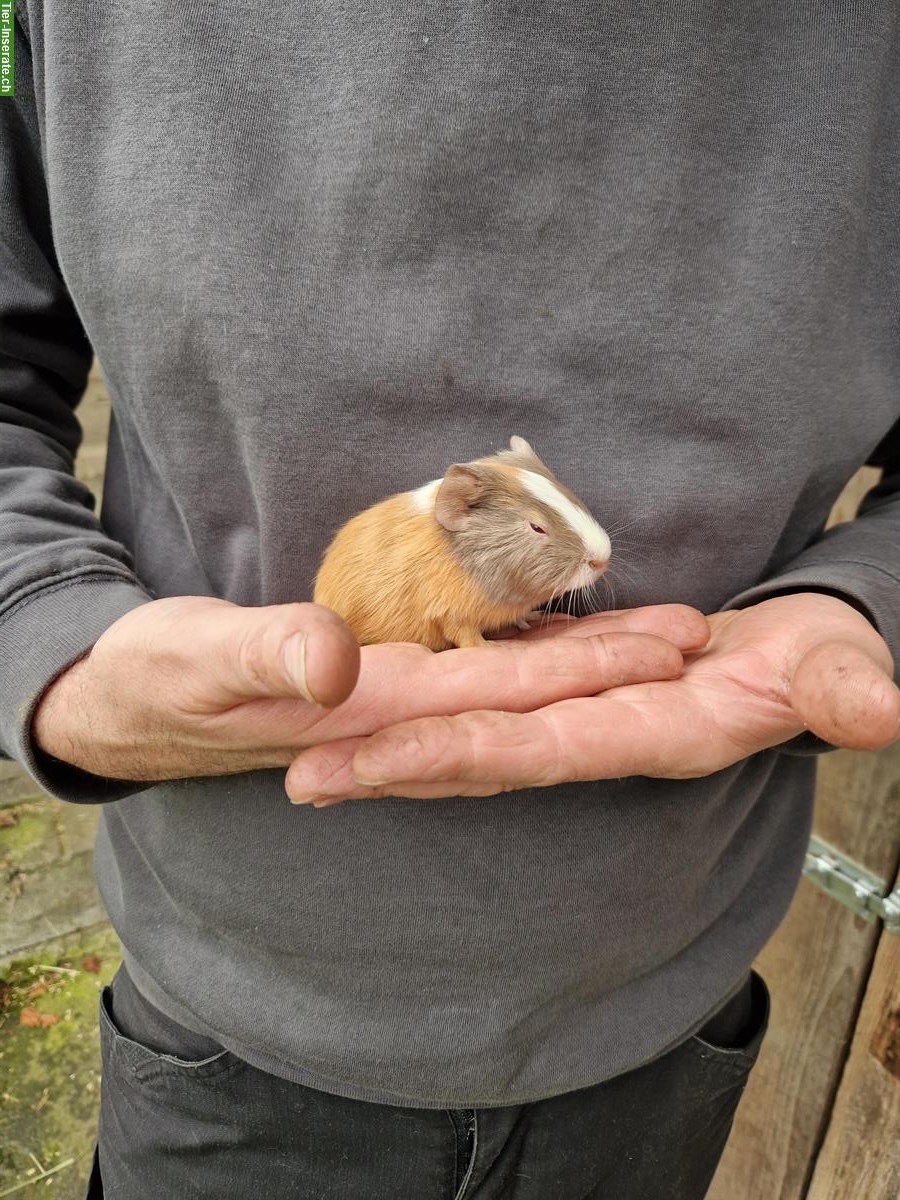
left=684, top=970, right=770, bottom=1074
left=98, top=984, right=244, bottom=1086
left=97, top=985, right=251, bottom=1198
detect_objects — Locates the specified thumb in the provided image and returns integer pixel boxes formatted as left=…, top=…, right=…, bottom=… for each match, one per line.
left=790, top=639, right=900, bottom=751
left=215, top=602, right=360, bottom=708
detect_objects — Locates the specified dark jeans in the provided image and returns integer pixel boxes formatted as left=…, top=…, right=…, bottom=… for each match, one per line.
left=87, top=963, right=769, bottom=1199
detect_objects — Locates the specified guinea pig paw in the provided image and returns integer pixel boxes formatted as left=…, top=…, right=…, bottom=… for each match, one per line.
left=515, top=610, right=546, bottom=629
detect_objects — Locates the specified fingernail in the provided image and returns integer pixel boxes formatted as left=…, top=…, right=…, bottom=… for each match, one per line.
left=282, top=633, right=316, bottom=703
left=290, top=793, right=329, bottom=806
left=352, top=772, right=387, bottom=787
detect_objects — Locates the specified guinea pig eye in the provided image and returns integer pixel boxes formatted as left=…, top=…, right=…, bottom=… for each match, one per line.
left=529, top=522, right=547, bottom=535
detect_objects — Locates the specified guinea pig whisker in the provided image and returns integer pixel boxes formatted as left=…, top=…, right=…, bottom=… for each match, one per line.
left=601, top=573, right=626, bottom=613
left=604, top=576, right=637, bottom=603
left=603, top=563, right=630, bottom=592
left=603, top=516, right=645, bottom=538
left=539, top=582, right=563, bottom=631
left=604, top=548, right=644, bottom=569
left=608, top=573, right=638, bottom=609
left=605, top=559, right=642, bottom=589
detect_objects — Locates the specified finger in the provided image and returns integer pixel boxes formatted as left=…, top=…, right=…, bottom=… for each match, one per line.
left=284, top=736, right=485, bottom=805
left=285, top=736, right=530, bottom=805
left=249, top=618, right=700, bottom=748
left=287, top=631, right=685, bottom=768
left=790, top=640, right=900, bottom=751
left=285, top=736, right=368, bottom=803
left=348, top=693, right=687, bottom=790
left=296, top=779, right=506, bottom=806
left=288, top=757, right=557, bottom=805
left=515, top=604, right=710, bottom=652
left=188, top=602, right=360, bottom=709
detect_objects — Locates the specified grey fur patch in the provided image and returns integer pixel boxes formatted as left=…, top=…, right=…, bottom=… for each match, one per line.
left=441, top=461, right=592, bottom=608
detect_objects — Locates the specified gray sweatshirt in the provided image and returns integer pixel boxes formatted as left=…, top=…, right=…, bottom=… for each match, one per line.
left=2, top=1, right=899, bottom=1108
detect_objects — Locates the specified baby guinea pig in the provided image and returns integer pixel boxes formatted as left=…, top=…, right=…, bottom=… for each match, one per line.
left=312, top=435, right=611, bottom=651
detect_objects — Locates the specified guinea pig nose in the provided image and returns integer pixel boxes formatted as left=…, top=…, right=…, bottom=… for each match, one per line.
left=587, top=558, right=608, bottom=571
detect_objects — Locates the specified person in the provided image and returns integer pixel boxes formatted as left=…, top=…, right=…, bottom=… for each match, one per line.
left=2, top=4, right=898, bottom=1198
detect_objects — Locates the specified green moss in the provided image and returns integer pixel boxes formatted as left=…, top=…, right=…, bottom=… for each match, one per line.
left=0, top=807, right=59, bottom=872
left=0, top=924, right=120, bottom=1198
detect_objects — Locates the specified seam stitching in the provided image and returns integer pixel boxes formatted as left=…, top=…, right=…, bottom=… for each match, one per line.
left=453, top=1111, right=478, bottom=1200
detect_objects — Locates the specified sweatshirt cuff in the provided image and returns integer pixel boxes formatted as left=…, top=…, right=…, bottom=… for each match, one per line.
left=721, top=559, right=900, bottom=756
left=722, top=559, right=900, bottom=672
left=0, top=574, right=157, bottom=803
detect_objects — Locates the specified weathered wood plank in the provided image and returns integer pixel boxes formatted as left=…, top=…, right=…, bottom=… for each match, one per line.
left=806, top=909, right=900, bottom=1200
left=708, top=739, right=900, bottom=1200
left=815, top=743, right=900, bottom=882
left=706, top=878, right=881, bottom=1200
left=75, top=358, right=112, bottom=506
left=708, top=465, right=900, bottom=1199
left=827, top=467, right=880, bottom=529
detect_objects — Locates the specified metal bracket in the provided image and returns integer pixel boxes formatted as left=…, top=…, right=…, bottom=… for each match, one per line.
left=803, top=836, right=900, bottom=934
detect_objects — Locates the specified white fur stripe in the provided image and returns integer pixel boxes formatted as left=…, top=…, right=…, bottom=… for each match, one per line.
left=518, top=469, right=611, bottom=560
left=409, top=478, right=441, bottom=512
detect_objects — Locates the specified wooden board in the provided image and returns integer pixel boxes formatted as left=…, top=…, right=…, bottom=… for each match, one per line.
left=706, top=868, right=877, bottom=1199
left=75, top=359, right=113, bottom=505
left=806, top=902, right=900, bottom=1200
left=708, top=744, right=900, bottom=1200
left=827, top=467, right=880, bottom=528
left=708, top=463, right=900, bottom=1199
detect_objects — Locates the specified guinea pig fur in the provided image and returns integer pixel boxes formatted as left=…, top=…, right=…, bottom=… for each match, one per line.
left=312, top=436, right=611, bottom=651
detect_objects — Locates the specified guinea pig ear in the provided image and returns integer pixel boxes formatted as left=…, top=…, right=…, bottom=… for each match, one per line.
left=508, top=435, right=548, bottom=470
left=434, top=464, right=486, bottom=531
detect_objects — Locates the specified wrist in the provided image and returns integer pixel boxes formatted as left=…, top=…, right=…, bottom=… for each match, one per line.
left=755, top=585, right=878, bottom=628
left=31, top=654, right=94, bottom=769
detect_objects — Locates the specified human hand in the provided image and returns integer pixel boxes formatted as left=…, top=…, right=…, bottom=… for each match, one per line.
left=29, top=596, right=708, bottom=786
left=286, top=592, right=900, bottom=803
left=31, top=597, right=361, bottom=780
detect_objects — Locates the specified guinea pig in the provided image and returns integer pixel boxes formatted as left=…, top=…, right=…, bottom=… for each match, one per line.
left=312, top=436, right=611, bottom=651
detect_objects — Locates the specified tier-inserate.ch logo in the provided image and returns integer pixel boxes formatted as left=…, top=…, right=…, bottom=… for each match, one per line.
left=1, top=1, right=13, bottom=98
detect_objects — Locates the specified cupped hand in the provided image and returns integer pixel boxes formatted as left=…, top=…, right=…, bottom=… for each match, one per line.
left=30, top=595, right=707, bottom=785
left=286, top=592, right=900, bottom=804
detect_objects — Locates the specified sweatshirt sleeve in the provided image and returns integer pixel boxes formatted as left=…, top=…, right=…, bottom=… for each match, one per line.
left=722, top=416, right=900, bottom=755
left=0, top=11, right=156, bottom=802
left=722, top=418, right=900, bottom=664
